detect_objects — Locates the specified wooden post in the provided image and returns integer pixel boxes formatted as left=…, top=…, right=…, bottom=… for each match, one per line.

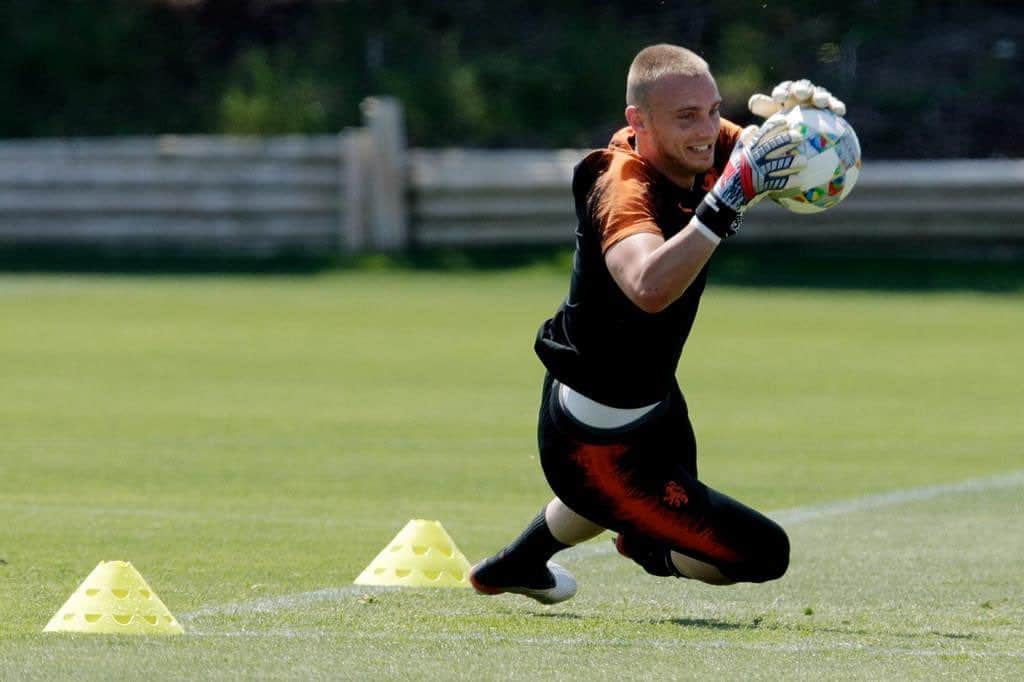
left=361, top=96, right=409, bottom=250
left=338, top=128, right=370, bottom=254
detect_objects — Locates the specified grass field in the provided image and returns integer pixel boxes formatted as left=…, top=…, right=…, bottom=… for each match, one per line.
left=1, top=256, right=1022, bottom=680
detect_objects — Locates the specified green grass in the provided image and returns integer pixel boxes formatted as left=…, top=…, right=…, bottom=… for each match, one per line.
left=1, top=265, right=1022, bottom=680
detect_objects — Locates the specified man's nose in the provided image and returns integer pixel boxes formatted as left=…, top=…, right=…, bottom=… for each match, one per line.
left=701, top=114, right=719, bottom=138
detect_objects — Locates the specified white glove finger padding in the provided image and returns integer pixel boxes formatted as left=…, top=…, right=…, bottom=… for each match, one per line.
left=745, top=192, right=769, bottom=210
left=764, top=78, right=849, bottom=117
left=771, top=80, right=793, bottom=103
left=765, top=157, right=807, bottom=190
left=812, top=86, right=832, bottom=109
left=752, top=79, right=850, bottom=118
left=753, top=115, right=795, bottom=145
left=763, top=111, right=791, bottom=129
left=738, top=123, right=760, bottom=147
left=761, top=128, right=805, bottom=159
left=747, top=121, right=783, bottom=149
left=775, top=154, right=808, bottom=175
left=747, top=93, right=779, bottom=119
left=764, top=139, right=803, bottom=160
left=791, top=79, right=814, bottom=101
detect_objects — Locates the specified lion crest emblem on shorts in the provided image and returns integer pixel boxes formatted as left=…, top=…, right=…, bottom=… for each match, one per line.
left=663, top=481, right=689, bottom=508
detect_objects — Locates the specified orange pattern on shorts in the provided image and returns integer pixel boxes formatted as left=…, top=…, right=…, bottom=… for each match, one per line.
left=569, top=442, right=739, bottom=564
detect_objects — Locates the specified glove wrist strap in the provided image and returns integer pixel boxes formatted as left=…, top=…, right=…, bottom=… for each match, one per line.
left=690, top=219, right=722, bottom=245
left=694, top=192, right=741, bottom=239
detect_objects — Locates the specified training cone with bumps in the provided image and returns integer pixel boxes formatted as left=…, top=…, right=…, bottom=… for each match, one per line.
left=43, top=560, right=183, bottom=635
left=354, top=519, right=472, bottom=588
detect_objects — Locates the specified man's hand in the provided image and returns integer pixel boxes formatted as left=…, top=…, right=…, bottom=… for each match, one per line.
left=693, top=115, right=805, bottom=240
left=748, top=79, right=847, bottom=119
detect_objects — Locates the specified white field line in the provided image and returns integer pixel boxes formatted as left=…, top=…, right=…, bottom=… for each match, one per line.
left=565, top=468, right=1024, bottom=559
left=769, top=468, right=1024, bottom=525
left=9, top=469, right=1023, bottom=531
left=185, top=627, right=1024, bottom=660
left=181, top=586, right=392, bottom=622
left=179, top=469, right=1024, bottom=624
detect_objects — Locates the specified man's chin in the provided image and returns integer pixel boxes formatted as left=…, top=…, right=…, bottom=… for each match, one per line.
left=669, top=151, right=715, bottom=176
left=674, top=160, right=714, bottom=178
left=686, top=157, right=715, bottom=174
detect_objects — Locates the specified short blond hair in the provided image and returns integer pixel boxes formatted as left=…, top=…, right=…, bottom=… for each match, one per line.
left=626, top=44, right=709, bottom=108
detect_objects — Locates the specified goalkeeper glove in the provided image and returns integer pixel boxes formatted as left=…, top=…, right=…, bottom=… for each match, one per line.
left=748, top=78, right=847, bottom=119
left=694, top=115, right=805, bottom=239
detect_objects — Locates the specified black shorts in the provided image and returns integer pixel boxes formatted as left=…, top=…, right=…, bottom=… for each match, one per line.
left=537, top=373, right=788, bottom=583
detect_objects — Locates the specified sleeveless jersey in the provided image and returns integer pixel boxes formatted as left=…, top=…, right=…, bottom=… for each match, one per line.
left=534, top=121, right=742, bottom=408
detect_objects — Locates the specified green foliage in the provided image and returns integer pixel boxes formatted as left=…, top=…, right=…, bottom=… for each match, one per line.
left=0, top=0, right=212, bottom=135
left=0, top=1, right=1021, bottom=156
left=218, top=49, right=329, bottom=134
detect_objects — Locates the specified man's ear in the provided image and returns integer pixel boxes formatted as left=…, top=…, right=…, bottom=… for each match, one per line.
left=625, top=104, right=645, bottom=131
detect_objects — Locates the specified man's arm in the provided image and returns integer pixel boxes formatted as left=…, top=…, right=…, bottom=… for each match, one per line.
left=607, top=115, right=807, bottom=314
left=604, top=224, right=718, bottom=314
left=608, top=79, right=849, bottom=316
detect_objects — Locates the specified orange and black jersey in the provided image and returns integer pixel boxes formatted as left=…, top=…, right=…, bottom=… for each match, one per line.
left=535, top=120, right=743, bottom=408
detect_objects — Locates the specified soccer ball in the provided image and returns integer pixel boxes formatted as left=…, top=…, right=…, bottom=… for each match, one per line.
left=769, top=106, right=862, bottom=214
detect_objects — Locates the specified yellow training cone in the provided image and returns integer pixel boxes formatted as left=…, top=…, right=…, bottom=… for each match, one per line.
left=354, top=519, right=472, bottom=588
left=43, top=560, right=183, bottom=635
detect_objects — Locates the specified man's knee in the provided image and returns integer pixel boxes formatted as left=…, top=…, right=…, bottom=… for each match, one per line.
left=736, top=522, right=790, bottom=583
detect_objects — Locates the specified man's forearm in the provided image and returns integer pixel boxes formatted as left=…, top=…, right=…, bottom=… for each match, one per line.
left=634, top=220, right=719, bottom=312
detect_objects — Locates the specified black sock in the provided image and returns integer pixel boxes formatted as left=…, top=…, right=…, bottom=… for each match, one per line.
left=503, top=509, right=570, bottom=565
left=476, top=509, right=569, bottom=588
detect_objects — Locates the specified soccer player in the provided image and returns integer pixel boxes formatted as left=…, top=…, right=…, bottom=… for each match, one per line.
left=470, top=44, right=847, bottom=604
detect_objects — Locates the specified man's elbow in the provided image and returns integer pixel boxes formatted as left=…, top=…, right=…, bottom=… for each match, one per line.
left=632, top=287, right=672, bottom=314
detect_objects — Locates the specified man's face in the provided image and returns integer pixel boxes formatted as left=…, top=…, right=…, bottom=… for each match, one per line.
left=639, top=72, right=722, bottom=178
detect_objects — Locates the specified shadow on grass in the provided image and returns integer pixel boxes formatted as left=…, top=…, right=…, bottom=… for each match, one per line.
left=658, top=617, right=982, bottom=643
left=521, top=611, right=749, bottom=630
left=662, top=617, right=752, bottom=631
left=696, top=618, right=984, bottom=642
left=523, top=611, right=585, bottom=621
left=510, top=609, right=982, bottom=642
left=2, top=242, right=1023, bottom=293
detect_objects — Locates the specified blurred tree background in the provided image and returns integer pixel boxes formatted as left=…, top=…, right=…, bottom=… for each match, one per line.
left=0, top=0, right=1020, bottom=158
